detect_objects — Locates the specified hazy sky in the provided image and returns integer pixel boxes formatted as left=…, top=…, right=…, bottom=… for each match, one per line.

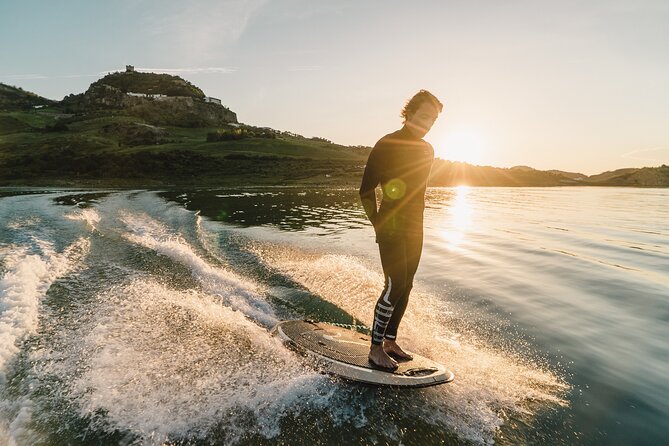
left=1, top=0, right=668, bottom=174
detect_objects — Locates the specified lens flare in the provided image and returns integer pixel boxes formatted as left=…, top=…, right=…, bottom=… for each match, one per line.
left=384, top=178, right=406, bottom=200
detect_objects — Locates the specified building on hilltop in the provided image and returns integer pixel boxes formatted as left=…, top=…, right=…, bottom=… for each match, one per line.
left=126, top=65, right=135, bottom=73
left=204, top=96, right=222, bottom=105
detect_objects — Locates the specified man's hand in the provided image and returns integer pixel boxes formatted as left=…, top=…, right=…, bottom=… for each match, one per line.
left=359, top=189, right=378, bottom=228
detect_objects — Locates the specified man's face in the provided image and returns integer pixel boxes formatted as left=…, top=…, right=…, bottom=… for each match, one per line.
left=405, top=102, right=440, bottom=138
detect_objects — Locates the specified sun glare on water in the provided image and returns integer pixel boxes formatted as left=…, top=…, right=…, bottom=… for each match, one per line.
left=440, top=185, right=473, bottom=250
left=435, top=128, right=487, bottom=165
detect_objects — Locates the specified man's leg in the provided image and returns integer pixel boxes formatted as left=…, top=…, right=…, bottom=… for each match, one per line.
left=368, top=236, right=408, bottom=369
left=383, top=232, right=423, bottom=358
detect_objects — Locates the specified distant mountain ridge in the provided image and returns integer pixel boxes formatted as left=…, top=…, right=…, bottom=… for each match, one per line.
left=583, top=166, right=669, bottom=187
left=429, top=161, right=669, bottom=187
left=546, top=169, right=588, bottom=181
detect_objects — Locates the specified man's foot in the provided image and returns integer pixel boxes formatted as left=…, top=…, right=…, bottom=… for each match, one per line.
left=368, top=344, right=398, bottom=371
left=383, top=339, right=414, bottom=361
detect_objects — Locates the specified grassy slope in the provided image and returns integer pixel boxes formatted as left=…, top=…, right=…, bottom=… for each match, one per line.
left=0, top=107, right=368, bottom=186
left=0, top=83, right=55, bottom=110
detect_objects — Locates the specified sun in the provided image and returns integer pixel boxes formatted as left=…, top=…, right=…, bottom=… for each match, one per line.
left=434, top=128, right=487, bottom=165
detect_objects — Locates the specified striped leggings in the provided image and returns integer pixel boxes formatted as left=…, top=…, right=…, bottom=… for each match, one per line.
left=371, top=232, right=424, bottom=345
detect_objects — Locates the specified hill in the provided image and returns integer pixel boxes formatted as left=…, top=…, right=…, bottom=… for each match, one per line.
left=430, top=161, right=580, bottom=187
left=87, top=71, right=205, bottom=98
left=59, top=70, right=236, bottom=127
left=430, top=162, right=669, bottom=187
left=0, top=70, right=368, bottom=186
left=584, top=166, right=669, bottom=187
left=547, top=169, right=588, bottom=181
left=0, top=83, right=55, bottom=110
left=0, top=72, right=667, bottom=187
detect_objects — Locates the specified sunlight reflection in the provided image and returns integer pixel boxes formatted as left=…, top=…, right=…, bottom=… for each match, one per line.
left=440, top=186, right=473, bottom=250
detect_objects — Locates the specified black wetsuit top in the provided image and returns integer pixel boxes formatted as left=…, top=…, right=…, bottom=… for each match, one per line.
left=359, top=125, right=434, bottom=239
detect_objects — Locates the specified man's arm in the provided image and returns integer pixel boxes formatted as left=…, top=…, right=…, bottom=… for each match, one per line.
left=359, top=145, right=381, bottom=226
left=359, top=188, right=378, bottom=226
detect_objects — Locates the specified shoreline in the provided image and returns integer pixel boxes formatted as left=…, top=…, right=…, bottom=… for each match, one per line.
left=1, top=180, right=667, bottom=190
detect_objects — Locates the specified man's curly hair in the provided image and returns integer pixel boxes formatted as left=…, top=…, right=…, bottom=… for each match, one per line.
left=401, top=90, right=443, bottom=122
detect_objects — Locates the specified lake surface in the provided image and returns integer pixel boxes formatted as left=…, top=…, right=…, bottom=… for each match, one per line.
left=0, top=186, right=667, bottom=445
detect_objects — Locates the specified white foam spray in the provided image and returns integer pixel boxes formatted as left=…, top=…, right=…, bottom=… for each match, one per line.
left=65, top=208, right=101, bottom=231
left=195, top=212, right=230, bottom=267
left=249, top=242, right=570, bottom=445
left=120, top=211, right=276, bottom=326
left=5, top=217, right=42, bottom=231
left=0, top=237, right=90, bottom=445
left=35, top=279, right=326, bottom=444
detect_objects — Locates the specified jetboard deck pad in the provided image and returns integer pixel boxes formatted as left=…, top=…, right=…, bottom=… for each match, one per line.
left=272, top=320, right=454, bottom=387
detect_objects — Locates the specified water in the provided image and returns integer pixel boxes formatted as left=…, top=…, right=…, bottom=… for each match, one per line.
left=0, top=186, right=666, bottom=445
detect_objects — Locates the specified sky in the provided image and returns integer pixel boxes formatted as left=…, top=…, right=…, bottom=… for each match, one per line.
left=1, top=0, right=668, bottom=175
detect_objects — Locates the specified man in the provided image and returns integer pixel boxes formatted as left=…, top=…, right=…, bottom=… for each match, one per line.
left=359, top=90, right=443, bottom=370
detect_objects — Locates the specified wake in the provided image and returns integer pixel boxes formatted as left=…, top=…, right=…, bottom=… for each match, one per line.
left=248, top=242, right=570, bottom=445
left=120, top=211, right=277, bottom=327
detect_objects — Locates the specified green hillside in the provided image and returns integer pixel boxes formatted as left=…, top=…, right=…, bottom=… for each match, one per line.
left=0, top=83, right=55, bottom=110
left=0, top=73, right=667, bottom=187
left=0, top=105, right=368, bottom=186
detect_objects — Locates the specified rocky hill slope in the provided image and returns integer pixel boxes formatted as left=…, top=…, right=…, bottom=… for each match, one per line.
left=61, top=70, right=237, bottom=126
